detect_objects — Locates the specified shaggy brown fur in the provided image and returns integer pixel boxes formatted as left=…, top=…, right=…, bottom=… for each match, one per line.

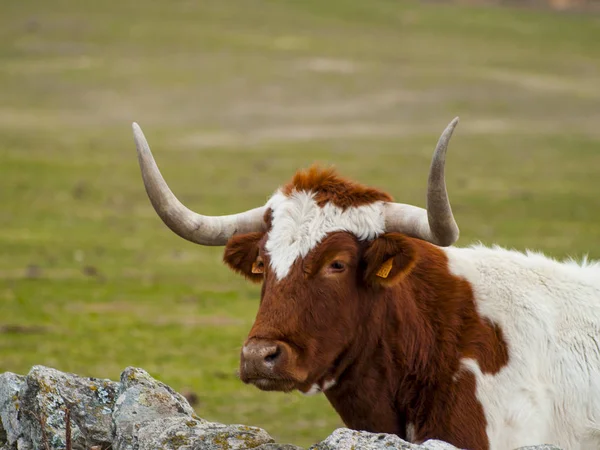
left=282, top=165, right=393, bottom=208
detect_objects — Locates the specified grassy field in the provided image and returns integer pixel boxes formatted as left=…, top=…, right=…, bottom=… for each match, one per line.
left=1, top=0, right=599, bottom=446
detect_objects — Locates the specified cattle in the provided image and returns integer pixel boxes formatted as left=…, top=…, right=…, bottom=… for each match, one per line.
left=131, top=118, right=600, bottom=450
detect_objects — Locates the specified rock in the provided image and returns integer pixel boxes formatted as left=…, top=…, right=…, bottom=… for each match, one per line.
left=113, top=367, right=198, bottom=449
left=126, top=414, right=273, bottom=450
left=309, top=428, right=460, bottom=449
left=0, top=365, right=565, bottom=450
left=256, top=445, right=304, bottom=450
left=516, top=447, right=563, bottom=450
left=0, top=372, right=25, bottom=447
left=419, top=440, right=464, bottom=450
left=19, top=366, right=118, bottom=450
left=113, top=367, right=273, bottom=450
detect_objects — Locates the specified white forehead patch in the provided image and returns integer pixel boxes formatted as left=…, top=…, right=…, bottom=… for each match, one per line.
left=265, top=190, right=386, bottom=280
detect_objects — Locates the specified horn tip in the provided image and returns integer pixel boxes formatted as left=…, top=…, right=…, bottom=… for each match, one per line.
left=131, top=122, right=150, bottom=158
left=132, top=122, right=147, bottom=145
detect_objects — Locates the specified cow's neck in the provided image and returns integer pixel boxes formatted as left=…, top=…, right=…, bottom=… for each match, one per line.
left=325, top=240, right=506, bottom=449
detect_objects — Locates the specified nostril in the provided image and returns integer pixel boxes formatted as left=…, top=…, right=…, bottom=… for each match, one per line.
left=264, top=345, right=281, bottom=364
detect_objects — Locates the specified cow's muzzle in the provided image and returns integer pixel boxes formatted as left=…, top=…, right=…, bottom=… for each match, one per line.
left=239, top=338, right=301, bottom=392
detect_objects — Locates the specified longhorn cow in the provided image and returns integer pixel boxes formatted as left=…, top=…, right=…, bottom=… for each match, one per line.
left=131, top=118, right=600, bottom=450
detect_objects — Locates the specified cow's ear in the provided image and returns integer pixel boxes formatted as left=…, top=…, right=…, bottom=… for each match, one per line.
left=223, top=232, right=265, bottom=283
left=363, top=233, right=417, bottom=287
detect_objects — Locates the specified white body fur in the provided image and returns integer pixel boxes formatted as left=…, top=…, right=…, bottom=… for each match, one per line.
left=447, top=245, right=600, bottom=450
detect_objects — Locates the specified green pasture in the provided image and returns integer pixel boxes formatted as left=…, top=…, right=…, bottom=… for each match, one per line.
left=1, top=0, right=599, bottom=446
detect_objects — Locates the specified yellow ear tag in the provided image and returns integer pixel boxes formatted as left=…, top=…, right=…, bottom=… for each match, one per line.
left=376, top=258, right=394, bottom=278
left=251, top=262, right=264, bottom=274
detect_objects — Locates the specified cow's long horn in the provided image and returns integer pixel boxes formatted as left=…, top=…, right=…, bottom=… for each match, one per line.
left=383, top=117, right=460, bottom=246
left=132, top=123, right=267, bottom=245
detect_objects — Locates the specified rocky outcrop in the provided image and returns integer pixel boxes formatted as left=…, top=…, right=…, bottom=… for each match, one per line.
left=310, top=429, right=458, bottom=449
left=0, top=366, right=273, bottom=450
left=0, top=366, right=563, bottom=450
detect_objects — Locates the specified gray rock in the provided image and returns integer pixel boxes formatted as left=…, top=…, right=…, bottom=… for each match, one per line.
left=419, top=440, right=464, bottom=450
left=18, top=365, right=118, bottom=450
left=0, top=372, right=25, bottom=448
left=255, top=445, right=304, bottom=450
left=310, top=429, right=563, bottom=450
left=113, top=367, right=199, bottom=450
left=516, top=447, right=563, bottom=450
left=113, top=367, right=273, bottom=450
left=129, top=415, right=272, bottom=449
left=310, top=428, right=420, bottom=449
left=309, top=429, right=467, bottom=449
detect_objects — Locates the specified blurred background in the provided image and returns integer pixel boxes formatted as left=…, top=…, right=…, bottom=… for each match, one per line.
left=1, top=0, right=599, bottom=446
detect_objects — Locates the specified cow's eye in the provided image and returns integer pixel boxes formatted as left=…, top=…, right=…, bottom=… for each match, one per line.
left=329, top=261, right=346, bottom=272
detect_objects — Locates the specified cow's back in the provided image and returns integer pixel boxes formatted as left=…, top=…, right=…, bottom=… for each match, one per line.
left=446, top=245, right=600, bottom=450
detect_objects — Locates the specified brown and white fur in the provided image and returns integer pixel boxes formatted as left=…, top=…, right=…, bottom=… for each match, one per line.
left=225, top=166, right=600, bottom=450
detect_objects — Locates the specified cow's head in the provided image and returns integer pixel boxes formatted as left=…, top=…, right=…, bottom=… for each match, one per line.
left=132, top=118, right=460, bottom=394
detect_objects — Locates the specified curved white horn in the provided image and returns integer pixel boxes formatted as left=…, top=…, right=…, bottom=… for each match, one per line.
left=383, top=117, right=460, bottom=246
left=132, top=123, right=267, bottom=246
